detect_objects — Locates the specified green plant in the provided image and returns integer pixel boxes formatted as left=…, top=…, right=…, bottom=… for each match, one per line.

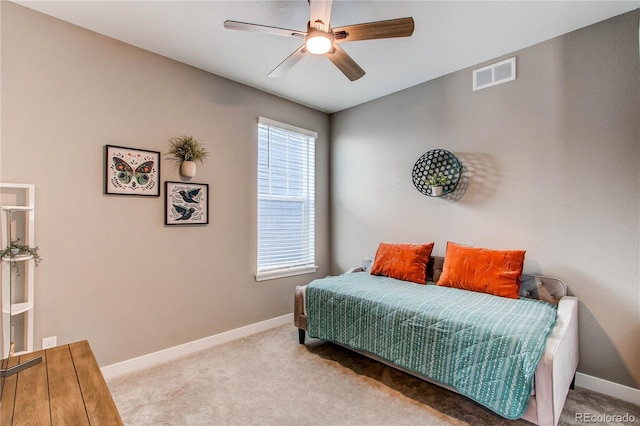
left=167, top=135, right=209, bottom=163
left=424, top=175, right=449, bottom=187
left=0, top=238, right=42, bottom=276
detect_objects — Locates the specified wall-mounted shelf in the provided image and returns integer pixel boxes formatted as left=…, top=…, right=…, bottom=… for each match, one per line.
left=1, top=183, right=36, bottom=358
left=1, top=206, right=34, bottom=211
left=2, top=254, right=34, bottom=263
left=2, top=301, right=33, bottom=316
left=412, top=149, right=462, bottom=197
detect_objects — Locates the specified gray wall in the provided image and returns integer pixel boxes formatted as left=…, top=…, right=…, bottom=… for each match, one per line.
left=1, top=2, right=330, bottom=366
left=330, top=10, right=640, bottom=388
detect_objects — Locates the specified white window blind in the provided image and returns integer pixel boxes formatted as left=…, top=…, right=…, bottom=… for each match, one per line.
left=256, top=117, right=317, bottom=281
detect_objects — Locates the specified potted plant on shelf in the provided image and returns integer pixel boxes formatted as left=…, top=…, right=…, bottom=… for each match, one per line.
left=424, top=175, right=449, bottom=197
left=167, top=135, right=209, bottom=178
left=0, top=237, right=42, bottom=276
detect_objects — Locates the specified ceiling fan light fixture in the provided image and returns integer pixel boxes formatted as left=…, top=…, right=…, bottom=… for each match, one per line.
left=306, top=28, right=333, bottom=54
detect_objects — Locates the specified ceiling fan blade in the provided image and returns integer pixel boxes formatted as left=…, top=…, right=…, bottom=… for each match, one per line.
left=333, top=17, right=415, bottom=43
left=268, top=45, right=307, bottom=78
left=308, top=0, right=333, bottom=32
left=326, top=44, right=365, bottom=81
left=224, top=20, right=306, bottom=39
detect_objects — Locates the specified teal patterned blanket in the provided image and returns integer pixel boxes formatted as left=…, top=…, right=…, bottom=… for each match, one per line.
left=306, top=273, right=558, bottom=419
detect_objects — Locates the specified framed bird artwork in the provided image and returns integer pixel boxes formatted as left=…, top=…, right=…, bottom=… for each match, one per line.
left=105, top=145, right=161, bottom=196
left=165, top=181, right=209, bottom=225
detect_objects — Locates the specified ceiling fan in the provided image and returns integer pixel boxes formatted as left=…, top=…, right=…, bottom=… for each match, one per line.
left=224, top=0, right=414, bottom=81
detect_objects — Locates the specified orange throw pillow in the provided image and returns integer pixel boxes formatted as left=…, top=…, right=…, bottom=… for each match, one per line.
left=370, top=242, right=434, bottom=284
left=437, top=242, right=525, bottom=299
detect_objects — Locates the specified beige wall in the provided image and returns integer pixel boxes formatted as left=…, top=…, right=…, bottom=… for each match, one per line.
left=331, top=10, right=640, bottom=388
left=0, top=2, right=330, bottom=366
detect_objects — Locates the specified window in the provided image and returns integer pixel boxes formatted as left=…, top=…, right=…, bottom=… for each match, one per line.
left=256, top=117, right=317, bottom=281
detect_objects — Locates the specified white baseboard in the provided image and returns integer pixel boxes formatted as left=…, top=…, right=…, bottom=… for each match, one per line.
left=576, top=372, right=640, bottom=406
left=101, top=313, right=292, bottom=380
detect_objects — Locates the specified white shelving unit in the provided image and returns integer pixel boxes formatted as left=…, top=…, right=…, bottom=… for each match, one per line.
left=1, top=183, right=36, bottom=358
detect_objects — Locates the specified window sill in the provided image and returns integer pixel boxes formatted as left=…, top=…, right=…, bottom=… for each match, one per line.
left=255, top=265, right=319, bottom=282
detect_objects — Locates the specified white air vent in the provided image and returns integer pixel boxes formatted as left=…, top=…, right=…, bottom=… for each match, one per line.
left=473, top=57, right=516, bottom=91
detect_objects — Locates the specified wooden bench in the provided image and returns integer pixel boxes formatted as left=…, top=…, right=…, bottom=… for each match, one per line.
left=1, top=340, right=122, bottom=425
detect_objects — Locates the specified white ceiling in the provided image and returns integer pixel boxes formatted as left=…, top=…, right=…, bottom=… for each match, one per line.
left=14, top=0, right=640, bottom=113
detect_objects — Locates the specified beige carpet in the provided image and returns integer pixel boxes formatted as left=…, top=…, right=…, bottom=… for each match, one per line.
left=108, top=325, right=639, bottom=425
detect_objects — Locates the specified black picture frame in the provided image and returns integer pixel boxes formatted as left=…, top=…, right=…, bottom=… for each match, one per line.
left=105, top=145, right=161, bottom=196
left=165, top=181, right=209, bottom=225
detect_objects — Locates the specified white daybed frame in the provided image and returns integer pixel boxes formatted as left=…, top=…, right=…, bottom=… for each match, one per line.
left=294, top=256, right=579, bottom=426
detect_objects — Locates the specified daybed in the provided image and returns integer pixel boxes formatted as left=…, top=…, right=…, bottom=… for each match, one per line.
left=294, top=254, right=578, bottom=426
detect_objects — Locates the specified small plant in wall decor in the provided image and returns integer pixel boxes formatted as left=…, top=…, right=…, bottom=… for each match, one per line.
left=424, top=175, right=449, bottom=197
left=0, top=237, right=42, bottom=276
left=412, top=149, right=463, bottom=198
left=167, top=135, right=209, bottom=178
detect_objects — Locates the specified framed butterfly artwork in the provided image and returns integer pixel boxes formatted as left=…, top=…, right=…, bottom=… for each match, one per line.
left=165, top=181, right=209, bottom=225
left=105, top=145, right=161, bottom=196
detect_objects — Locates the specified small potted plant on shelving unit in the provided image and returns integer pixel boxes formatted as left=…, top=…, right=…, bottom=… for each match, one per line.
left=424, top=175, right=449, bottom=197
left=0, top=237, right=42, bottom=276
left=167, top=135, right=209, bottom=178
